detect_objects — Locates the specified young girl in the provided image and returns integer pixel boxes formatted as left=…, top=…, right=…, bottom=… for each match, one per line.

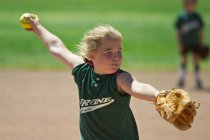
left=175, top=0, right=205, bottom=89
left=24, top=14, right=159, bottom=140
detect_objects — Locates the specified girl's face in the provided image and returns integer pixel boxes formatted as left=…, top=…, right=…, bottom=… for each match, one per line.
left=91, top=39, right=122, bottom=74
left=184, top=1, right=196, bottom=13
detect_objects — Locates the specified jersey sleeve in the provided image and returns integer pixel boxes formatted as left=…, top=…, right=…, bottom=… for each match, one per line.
left=196, top=13, right=204, bottom=28
left=175, top=15, right=182, bottom=29
left=71, top=63, right=85, bottom=84
left=72, top=63, right=83, bottom=76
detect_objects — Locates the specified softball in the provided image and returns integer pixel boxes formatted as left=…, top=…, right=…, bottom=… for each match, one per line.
left=19, top=13, right=36, bottom=29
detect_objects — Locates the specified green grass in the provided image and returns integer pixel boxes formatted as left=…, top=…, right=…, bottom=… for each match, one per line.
left=0, top=0, right=210, bottom=70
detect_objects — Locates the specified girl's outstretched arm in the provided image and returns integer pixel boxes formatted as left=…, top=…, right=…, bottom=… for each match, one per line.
left=117, top=72, right=159, bottom=103
left=24, top=14, right=84, bottom=70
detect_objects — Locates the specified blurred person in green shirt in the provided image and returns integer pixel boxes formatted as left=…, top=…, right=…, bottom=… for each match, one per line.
left=175, top=0, right=205, bottom=89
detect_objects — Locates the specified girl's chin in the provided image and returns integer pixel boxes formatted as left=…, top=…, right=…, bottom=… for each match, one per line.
left=95, top=66, right=120, bottom=75
left=109, top=67, right=120, bottom=73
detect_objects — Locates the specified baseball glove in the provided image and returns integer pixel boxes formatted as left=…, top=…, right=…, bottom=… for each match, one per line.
left=155, top=88, right=199, bottom=131
left=199, top=45, right=209, bottom=60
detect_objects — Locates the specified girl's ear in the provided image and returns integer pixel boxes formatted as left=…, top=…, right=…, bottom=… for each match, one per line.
left=89, top=51, right=96, bottom=61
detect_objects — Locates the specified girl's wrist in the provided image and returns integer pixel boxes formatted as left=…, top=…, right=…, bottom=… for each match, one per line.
left=33, top=24, right=43, bottom=34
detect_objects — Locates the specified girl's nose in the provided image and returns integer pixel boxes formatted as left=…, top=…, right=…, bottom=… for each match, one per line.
left=113, top=53, right=121, bottom=61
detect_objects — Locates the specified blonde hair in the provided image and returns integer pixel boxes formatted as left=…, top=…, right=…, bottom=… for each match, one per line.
left=77, top=24, right=122, bottom=60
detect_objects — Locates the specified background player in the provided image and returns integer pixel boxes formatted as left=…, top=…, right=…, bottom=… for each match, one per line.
left=175, top=0, right=205, bottom=89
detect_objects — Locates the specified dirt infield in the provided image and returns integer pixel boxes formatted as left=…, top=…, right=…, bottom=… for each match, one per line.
left=0, top=70, right=210, bottom=140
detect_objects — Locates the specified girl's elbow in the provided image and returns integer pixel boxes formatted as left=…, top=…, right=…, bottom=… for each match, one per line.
left=48, top=41, right=64, bottom=54
left=49, top=46, right=61, bottom=55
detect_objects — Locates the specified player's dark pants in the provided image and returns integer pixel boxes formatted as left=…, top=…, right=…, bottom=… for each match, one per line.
left=178, top=45, right=202, bottom=88
left=181, top=45, right=200, bottom=56
left=180, top=45, right=200, bottom=70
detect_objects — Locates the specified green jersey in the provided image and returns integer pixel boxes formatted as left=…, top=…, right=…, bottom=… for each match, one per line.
left=72, top=62, right=139, bottom=140
left=175, top=11, right=204, bottom=47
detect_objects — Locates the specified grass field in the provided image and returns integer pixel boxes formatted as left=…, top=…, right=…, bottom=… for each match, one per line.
left=0, top=0, right=209, bottom=70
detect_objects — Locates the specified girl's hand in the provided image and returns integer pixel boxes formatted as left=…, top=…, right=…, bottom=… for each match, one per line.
left=22, top=13, right=41, bottom=32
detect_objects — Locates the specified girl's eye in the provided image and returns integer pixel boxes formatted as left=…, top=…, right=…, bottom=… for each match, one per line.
left=105, top=51, right=112, bottom=54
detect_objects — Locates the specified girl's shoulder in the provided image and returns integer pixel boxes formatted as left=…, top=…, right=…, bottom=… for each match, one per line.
left=115, top=69, right=134, bottom=82
left=116, top=70, right=133, bottom=86
left=115, top=70, right=135, bottom=95
left=72, top=61, right=92, bottom=75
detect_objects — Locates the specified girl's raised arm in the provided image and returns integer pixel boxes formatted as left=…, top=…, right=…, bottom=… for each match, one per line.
left=23, top=14, right=84, bottom=70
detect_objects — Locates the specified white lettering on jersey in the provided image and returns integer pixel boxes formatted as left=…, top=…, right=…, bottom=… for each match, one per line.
left=181, top=21, right=199, bottom=34
left=80, top=97, right=114, bottom=113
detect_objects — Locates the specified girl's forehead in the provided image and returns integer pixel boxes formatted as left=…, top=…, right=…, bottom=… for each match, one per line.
left=101, top=39, right=122, bottom=45
left=100, top=39, right=122, bottom=49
